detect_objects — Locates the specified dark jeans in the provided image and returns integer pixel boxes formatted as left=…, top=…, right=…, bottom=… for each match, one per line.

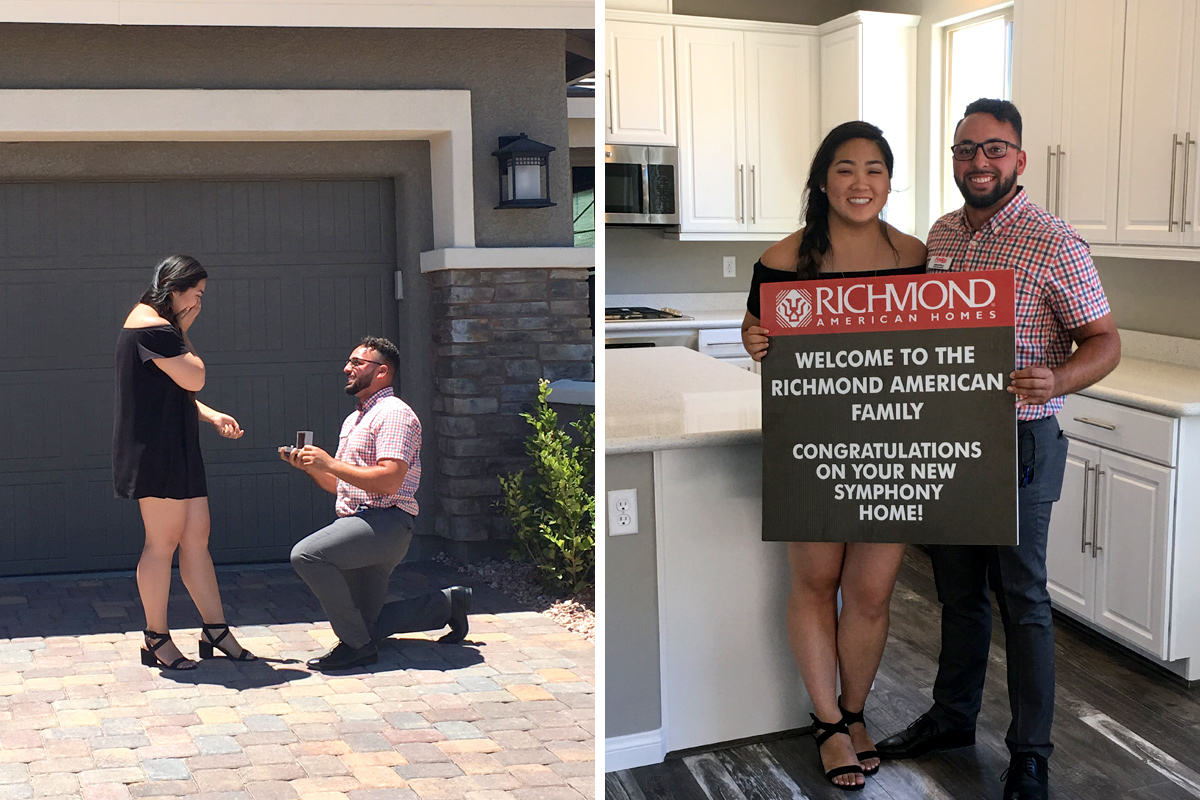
left=926, top=415, right=1069, bottom=760
left=290, top=506, right=451, bottom=649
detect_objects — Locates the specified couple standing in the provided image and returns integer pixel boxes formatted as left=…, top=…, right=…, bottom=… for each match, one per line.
left=114, top=256, right=469, bottom=674
left=742, top=98, right=1120, bottom=800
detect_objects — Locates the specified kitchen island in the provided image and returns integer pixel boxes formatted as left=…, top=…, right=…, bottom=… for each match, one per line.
left=605, top=346, right=807, bottom=771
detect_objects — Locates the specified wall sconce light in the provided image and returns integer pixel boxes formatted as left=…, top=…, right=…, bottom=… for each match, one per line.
left=493, top=133, right=556, bottom=209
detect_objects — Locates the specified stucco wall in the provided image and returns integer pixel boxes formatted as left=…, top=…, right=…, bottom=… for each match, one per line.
left=0, top=23, right=574, bottom=248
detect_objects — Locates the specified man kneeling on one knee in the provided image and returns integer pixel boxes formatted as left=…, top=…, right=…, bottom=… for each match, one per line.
left=280, top=336, right=471, bottom=672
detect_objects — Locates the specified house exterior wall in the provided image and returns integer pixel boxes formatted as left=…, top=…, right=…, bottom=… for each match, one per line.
left=0, top=23, right=574, bottom=248
left=0, top=22, right=594, bottom=557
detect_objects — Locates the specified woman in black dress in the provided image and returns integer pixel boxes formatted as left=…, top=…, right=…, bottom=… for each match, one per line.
left=742, top=122, right=927, bottom=791
left=114, top=255, right=255, bottom=670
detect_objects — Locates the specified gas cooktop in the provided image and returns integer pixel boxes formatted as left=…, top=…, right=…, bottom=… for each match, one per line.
left=604, top=306, right=693, bottom=322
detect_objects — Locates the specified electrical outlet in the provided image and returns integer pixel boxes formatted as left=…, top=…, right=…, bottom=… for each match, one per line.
left=723, top=256, right=736, bottom=278
left=607, top=488, right=639, bottom=535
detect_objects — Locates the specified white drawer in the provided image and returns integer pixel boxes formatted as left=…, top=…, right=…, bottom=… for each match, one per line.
left=1060, top=394, right=1177, bottom=466
left=698, top=327, right=745, bottom=359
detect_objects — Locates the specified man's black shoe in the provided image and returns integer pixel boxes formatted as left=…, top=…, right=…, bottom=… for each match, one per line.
left=1002, top=753, right=1048, bottom=800
left=306, top=641, right=378, bottom=672
left=438, top=586, right=472, bottom=643
left=875, top=713, right=975, bottom=759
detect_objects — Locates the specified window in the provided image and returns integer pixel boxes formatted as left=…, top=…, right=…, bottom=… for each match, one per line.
left=572, top=166, right=595, bottom=248
left=941, top=10, right=1013, bottom=215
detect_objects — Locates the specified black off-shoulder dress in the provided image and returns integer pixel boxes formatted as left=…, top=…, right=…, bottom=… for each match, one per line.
left=112, top=325, right=207, bottom=500
left=746, top=260, right=926, bottom=318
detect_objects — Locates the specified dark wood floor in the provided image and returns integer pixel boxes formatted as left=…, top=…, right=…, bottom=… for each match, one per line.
left=606, top=547, right=1200, bottom=800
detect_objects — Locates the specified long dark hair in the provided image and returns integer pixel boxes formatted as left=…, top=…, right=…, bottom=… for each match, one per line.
left=139, top=255, right=207, bottom=328
left=798, top=121, right=897, bottom=280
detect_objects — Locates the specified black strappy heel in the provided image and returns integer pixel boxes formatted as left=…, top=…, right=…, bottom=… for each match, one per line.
left=198, top=623, right=256, bottom=661
left=839, top=698, right=881, bottom=776
left=810, top=713, right=865, bottom=791
left=141, top=630, right=196, bottom=670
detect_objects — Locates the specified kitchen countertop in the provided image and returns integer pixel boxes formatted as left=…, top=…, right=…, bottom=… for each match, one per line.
left=1079, top=358, right=1200, bottom=417
left=1073, top=329, right=1200, bottom=417
left=606, top=346, right=761, bottom=454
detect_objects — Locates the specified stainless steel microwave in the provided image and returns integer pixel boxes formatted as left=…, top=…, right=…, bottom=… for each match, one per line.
left=605, top=144, right=680, bottom=225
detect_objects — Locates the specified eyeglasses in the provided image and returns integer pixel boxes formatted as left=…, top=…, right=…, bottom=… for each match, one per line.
left=346, top=357, right=384, bottom=369
left=950, top=139, right=1020, bottom=161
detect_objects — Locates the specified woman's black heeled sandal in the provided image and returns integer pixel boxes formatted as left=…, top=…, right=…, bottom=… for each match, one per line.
left=141, top=630, right=196, bottom=670
left=838, top=698, right=881, bottom=776
left=810, top=713, right=865, bottom=791
left=199, top=623, right=256, bottom=661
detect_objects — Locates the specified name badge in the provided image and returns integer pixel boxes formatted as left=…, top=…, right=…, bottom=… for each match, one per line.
left=927, top=256, right=953, bottom=272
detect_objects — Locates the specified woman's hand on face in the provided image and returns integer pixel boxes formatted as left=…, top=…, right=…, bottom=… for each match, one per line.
left=177, top=299, right=201, bottom=332
left=742, top=325, right=771, bottom=362
left=211, top=413, right=244, bottom=439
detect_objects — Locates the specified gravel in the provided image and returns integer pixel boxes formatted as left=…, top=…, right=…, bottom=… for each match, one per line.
left=435, top=553, right=595, bottom=642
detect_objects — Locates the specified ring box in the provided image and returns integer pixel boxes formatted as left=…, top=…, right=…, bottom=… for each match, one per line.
left=296, top=431, right=313, bottom=449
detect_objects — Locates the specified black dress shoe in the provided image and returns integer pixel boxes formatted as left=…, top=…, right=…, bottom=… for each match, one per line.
left=1002, top=752, right=1048, bottom=800
left=875, top=713, right=975, bottom=759
left=306, top=641, right=377, bottom=672
left=438, top=586, right=472, bottom=643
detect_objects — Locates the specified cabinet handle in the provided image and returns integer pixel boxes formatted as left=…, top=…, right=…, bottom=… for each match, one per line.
left=1080, top=462, right=1092, bottom=554
left=738, top=164, right=745, bottom=224
left=1045, top=146, right=1056, bottom=210
left=1170, top=134, right=1181, bottom=232
left=1186, top=133, right=1196, bottom=229
left=1073, top=416, right=1116, bottom=431
left=1092, top=467, right=1104, bottom=559
left=750, top=165, right=756, bottom=224
left=1055, top=146, right=1066, bottom=217
left=605, top=70, right=614, bottom=134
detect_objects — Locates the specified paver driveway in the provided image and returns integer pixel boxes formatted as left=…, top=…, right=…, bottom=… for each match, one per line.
left=0, top=559, right=595, bottom=800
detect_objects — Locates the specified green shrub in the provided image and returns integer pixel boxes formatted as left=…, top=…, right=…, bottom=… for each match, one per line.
left=498, top=379, right=595, bottom=596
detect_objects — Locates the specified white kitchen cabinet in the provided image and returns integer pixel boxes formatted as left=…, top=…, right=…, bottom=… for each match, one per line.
left=674, top=22, right=817, bottom=238
left=1048, top=394, right=1200, bottom=669
left=1049, top=437, right=1172, bottom=657
left=744, top=33, right=818, bottom=234
left=817, top=12, right=918, bottom=235
left=1115, top=0, right=1198, bottom=245
left=1093, top=449, right=1173, bottom=655
left=675, top=25, right=745, bottom=234
left=698, top=327, right=758, bottom=371
left=606, top=20, right=676, bottom=146
left=1045, top=439, right=1101, bottom=619
left=1013, top=0, right=1125, bottom=243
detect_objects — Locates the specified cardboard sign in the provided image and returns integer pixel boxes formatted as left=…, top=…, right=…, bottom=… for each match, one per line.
left=760, top=270, right=1017, bottom=545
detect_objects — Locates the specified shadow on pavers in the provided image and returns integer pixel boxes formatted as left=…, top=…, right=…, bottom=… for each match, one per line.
left=144, top=639, right=487, bottom=688
left=0, top=558, right=514, bottom=678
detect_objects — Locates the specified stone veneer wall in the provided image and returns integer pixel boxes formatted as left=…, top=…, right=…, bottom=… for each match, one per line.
left=429, top=267, right=594, bottom=556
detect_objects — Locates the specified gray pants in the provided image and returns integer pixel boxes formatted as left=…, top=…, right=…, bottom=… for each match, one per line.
left=290, top=506, right=452, bottom=649
left=927, top=415, right=1069, bottom=759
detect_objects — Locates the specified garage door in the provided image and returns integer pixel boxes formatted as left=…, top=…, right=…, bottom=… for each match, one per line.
left=0, top=178, right=398, bottom=576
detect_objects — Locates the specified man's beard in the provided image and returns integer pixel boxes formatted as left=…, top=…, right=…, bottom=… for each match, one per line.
left=345, top=374, right=371, bottom=395
left=955, top=166, right=1019, bottom=209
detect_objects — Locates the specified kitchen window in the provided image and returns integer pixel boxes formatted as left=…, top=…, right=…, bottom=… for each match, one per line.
left=940, top=8, right=1014, bottom=216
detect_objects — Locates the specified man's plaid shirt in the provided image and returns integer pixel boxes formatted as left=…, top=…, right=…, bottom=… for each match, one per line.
left=334, top=387, right=421, bottom=517
left=926, top=187, right=1111, bottom=421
